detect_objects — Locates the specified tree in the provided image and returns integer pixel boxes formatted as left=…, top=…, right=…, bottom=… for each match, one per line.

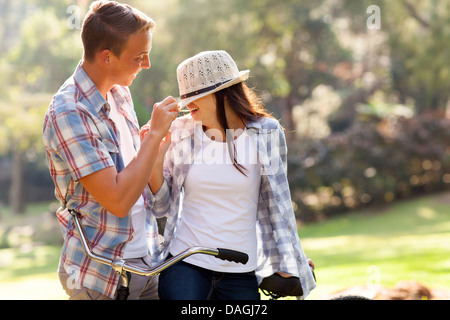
left=385, top=0, right=450, bottom=113
left=240, top=0, right=352, bottom=143
left=0, top=3, right=81, bottom=212
left=4, top=6, right=82, bottom=94
left=0, top=92, right=51, bottom=213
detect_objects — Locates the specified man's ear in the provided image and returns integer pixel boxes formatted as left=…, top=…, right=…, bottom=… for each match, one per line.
left=99, top=49, right=111, bottom=67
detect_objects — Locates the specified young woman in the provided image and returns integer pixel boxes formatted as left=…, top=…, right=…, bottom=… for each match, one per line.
left=143, top=50, right=316, bottom=300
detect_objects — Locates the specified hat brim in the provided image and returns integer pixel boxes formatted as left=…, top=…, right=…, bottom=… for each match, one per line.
left=179, top=70, right=250, bottom=107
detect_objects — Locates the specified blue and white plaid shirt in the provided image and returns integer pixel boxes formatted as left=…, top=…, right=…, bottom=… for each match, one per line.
left=43, top=61, right=160, bottom=298
left=148, top=115, right=317, bottom=298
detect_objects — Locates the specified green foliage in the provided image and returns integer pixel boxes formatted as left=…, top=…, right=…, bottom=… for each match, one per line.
left=3, top=7, right=82, bottom=93
left=385, top=0, right=450, bottom=112
left=0, top=91, right=52, bottom=154
left=290, top=112, right=450, bottom=222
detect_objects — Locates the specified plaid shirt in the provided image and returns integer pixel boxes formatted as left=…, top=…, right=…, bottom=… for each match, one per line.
left=43, top=61, right=159, bottom=298
left=148, top=115, right=317, bottom=298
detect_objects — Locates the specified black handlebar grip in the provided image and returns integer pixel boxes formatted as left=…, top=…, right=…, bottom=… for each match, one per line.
left=216, top=248, right=249, bottom=264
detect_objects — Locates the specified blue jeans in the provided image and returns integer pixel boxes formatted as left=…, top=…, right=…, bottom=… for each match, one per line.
left=158, top=257, right=260, bottom=300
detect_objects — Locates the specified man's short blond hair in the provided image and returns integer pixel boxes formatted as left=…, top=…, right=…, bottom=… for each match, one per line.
left=81, top=1, right=155, bottom=61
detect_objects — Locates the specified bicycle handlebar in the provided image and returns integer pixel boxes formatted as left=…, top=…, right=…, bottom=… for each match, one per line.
left=216, top=248, right=249, bottom=264
left=69, top=210, right=248, bottom=278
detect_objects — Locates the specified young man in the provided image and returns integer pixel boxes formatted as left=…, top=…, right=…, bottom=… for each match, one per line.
left=43, top=1, right=178, bottom=300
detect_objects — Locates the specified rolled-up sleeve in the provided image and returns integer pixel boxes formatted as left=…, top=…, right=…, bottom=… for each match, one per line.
left=146, top=179, right=171, bottom=218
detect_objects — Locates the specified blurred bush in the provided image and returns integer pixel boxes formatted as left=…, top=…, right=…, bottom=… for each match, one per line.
left=0, top=204, right=63, bottom=249
left=289, top=112, right=450, bottom=223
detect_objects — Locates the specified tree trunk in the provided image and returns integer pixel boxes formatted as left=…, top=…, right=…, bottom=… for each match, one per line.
left=283, top=94, right=297, bottom=147
left=9, top=147, right=25, bottom=214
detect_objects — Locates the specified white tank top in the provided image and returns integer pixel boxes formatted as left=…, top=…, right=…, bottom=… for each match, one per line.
left=107, top=92, right=148, bottom=259
left=169, top=126, right=261, bottom=272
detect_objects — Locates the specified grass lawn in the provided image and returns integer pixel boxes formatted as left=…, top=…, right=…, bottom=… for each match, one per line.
left=0, top=192, right=449, bottom=300
left=0, top=202, right=67, bottom=300
left=0, top=245, right=66, bottom=300
left=300, top=191, right=450, bottom=299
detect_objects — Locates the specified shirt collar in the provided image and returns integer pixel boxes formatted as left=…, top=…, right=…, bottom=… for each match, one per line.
left=73, top=61, right=136, bottom=126
left=73, top=60, right=108, bottom=113
left=246, top=118, right=262, bottom=131
left=108, top=85, right=134, bottom=122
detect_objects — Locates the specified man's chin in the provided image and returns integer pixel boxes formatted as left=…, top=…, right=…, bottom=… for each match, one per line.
left=118, top=79, right=135, bottom=87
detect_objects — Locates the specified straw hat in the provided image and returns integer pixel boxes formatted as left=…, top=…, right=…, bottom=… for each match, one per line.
left=176, top=50, right=250, bottom=107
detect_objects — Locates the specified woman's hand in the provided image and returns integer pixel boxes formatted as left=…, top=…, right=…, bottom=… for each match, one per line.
left=276, top=258, right=315, bottom=278
left=139, top=123, right=150, bottom=142
left=307, top=258, right=315, bottom=270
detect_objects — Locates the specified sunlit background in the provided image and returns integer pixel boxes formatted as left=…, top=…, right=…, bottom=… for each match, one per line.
left=0, top=0, right=449, bottom=300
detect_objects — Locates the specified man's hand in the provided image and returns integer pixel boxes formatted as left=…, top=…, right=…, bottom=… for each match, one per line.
left=145, top=96, right=179, bottom=140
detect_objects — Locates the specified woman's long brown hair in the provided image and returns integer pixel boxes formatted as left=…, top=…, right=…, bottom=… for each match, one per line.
left=214, top=82, right=273, bottom=176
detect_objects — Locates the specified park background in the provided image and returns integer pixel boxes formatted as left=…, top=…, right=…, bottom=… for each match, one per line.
left=0, top=0, right=449, bottom=299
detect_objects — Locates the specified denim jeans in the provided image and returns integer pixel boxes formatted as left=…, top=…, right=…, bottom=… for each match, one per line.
left=158, top=257, right=260, bottom=300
